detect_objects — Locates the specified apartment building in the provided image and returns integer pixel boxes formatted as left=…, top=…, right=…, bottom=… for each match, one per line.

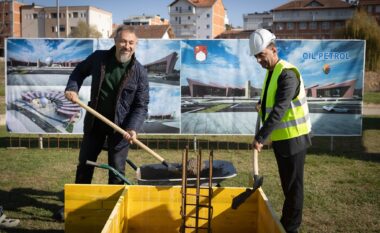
left=358, top=0, right=380, bottom=24
left=243, top=11, right=273, bottom=30
left=0, top=0, right=23, bottom=56
left=123, top=15, right=169, bottom=26
left=272, top=0, right=355, bottom=39
left=168, top=0, right=226, bottom=39
left=21, top=4, right=112, bottom=38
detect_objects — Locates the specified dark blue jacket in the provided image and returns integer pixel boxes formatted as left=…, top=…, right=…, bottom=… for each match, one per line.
left=65, top=46, right=149, bottom=134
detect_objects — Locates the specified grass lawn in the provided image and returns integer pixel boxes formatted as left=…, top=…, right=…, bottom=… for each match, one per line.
left=0, top=130, right=379, bottom=233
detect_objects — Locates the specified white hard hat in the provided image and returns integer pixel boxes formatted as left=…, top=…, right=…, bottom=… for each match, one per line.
left=249, top=29, right=276, bottom=56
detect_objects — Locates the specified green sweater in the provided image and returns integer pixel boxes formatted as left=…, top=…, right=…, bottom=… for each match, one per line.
left=98, top=55, right=130, bottom=120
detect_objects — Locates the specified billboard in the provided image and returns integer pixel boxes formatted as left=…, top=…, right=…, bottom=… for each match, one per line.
left=6, top=38, right=365, bottom=136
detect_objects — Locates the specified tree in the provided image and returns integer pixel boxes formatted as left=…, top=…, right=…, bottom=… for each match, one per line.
left=336, top=10, right=380, bottom=72
left=69, top=21, right=102, bottom=38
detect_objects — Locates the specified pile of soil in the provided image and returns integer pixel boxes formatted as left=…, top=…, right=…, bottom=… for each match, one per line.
left=365, top=71, right=380, bottom=92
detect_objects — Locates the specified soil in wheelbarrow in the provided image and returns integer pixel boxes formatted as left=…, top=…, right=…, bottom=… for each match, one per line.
left=137, top=160, right=237, bottom=185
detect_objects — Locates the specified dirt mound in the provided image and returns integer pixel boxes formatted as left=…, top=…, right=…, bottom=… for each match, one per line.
left=365, top=71, right=380, bottom=92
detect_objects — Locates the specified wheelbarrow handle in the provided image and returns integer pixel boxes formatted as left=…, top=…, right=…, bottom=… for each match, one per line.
left=75, top=99, right=168, bottom=166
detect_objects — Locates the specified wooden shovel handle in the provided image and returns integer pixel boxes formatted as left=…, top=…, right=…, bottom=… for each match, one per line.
left=75, top=99, right=165, bottom=163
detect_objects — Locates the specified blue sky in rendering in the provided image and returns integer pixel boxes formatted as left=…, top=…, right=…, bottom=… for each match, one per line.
left=277, top=40, right=365, bottom=89
left=181, top=39, right=265, bottom=88
left=96, top=39, right=181, bottom=69
left=149, top=86, right=180, bottom=116
left=181, top=39, right=365, bottom=90
left=7, top=39, right=93, bottom=63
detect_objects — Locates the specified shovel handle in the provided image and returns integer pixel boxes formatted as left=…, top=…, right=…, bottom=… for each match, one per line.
left=253, top=148, right=259, bottom=176
left=75, top=99, right=166, bottom=164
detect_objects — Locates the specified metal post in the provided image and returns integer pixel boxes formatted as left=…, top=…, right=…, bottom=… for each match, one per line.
left=38, top=134, right=43, bottom=149
left=56, top=0, right=60, bottom=37
left=330, top=136, right=334, bottom=152
left=193, top=135, right=197, bottom=151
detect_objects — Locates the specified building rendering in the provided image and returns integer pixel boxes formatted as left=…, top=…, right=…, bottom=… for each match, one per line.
left=184, top=78, right=261, bottom=98
left=306, top=79, right=358, bottom=98
left=168, top=0, right=226, bottom=39
left=21, top=4, right=112, bottom=38
left=272, top=0, right=355, bottom=39
left=0, top=0, right=23, bottom=56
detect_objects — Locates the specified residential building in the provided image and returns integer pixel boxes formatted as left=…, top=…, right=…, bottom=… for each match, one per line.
left=111, top=25, right=175, bottom=39
left=123, top=15, right=169, bottom=26
left=21, top=4, right=112, bottom=38
left=168, top=0, right=226, bottom=39
left=358, top=0, right=380, bottom=24
left=0, top=0, right=23, bottom=56
left=272, top=0, right=355, bottom=39
left=243, top=11, right=273, bottom=30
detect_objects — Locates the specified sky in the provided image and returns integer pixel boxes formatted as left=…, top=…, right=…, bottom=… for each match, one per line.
left=18, top=0, right=289, bottom=27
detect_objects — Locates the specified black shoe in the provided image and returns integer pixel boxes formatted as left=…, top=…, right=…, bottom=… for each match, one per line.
left=52, top=207, right=64, bottom=222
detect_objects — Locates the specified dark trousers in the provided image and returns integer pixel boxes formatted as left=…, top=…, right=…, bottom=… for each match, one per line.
left=75, top=121, right=129, bottom=184
left=273, top=146, right=306, bottom=233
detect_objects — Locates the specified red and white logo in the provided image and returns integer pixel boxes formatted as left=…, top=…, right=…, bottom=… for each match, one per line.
left=194, top=45, right=207, bottom=62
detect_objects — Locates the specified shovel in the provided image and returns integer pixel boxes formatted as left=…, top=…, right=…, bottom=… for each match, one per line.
left=74, top=99, right=175, bottom=170
left=231, top=112, right=263, bottom=209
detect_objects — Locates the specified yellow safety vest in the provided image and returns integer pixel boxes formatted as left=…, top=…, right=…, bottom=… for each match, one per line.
left=260, top=60, right=311, bottom=141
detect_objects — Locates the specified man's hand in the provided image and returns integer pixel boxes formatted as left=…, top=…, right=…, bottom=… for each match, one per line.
left=124, top=130, right=137, bottom=144
left=255, top=102, right=261, bottom=113
left=65, top=91, right=79, bottom=103
left=252, top=139, right=264, bottom=152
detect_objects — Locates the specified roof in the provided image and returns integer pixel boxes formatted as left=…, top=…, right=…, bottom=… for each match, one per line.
left=131, top=25, right=175, bottom=39
left=215, top=29, right=255, bottom=39
left=273, top=0, right=353, bottom=11
left=169, top=0, right=218, bottom=8
left=358, top=0, right=380, bottom=5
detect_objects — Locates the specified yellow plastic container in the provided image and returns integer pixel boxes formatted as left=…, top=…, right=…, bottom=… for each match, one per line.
left=64, top=184, right=285, bottom=233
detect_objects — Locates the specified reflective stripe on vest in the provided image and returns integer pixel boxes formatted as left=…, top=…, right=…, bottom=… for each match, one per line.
left=260, top=60, right=311, bottom=141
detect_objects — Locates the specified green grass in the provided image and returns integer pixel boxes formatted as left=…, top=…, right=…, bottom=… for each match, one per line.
left=364, top=91, right=380, bottom=104
left=0, top=147, right=379, bottom=233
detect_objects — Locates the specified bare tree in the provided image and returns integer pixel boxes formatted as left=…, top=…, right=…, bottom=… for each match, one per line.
left=69, top=21, right=102, bottom=38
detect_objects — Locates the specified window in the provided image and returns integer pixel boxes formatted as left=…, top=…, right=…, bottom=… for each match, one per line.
left=321, top=22, right=330, bottom=30
left=335, top=21, right=343, bottom=29
left=176, top=7, right=178, bottom=11
left=206, top=13, right=210, bottom=18
left=175, top=17, right=178, bottom=21
left=287, top=22, right=294, bottom=30
left=309, top=22, right=317, bottom=30
left=206, top=24, right=210, bottom=29
left=376, top=5, right=380, bottom=13
left=188, top=6, right=192, bottom=11
left=299, top=22, right=307, bottom=30
left=68, top=13, right=72, bottom=18
left=51, top=13, right=57, bottom=18
left=188, top=16, right=190, bottom=20
left=206, top=35, right=210, bottom=39
left=73, top=12, right=78, bottom=18
left=60, top=25, right=65, bottom=32
left=276, top=23, right=284, bottom=30
left=33, top=13, right=38, bottom=19
left=52, top=26, right=56, bottom=32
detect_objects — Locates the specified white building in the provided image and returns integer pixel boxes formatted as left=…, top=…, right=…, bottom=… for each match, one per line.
left=243, top=12, right=273, bottom=30
left=123, top=15, right=169, bottom=25
left=21, top=4, right=112, bottom=38
left=168, top=0, right=226, bottom=39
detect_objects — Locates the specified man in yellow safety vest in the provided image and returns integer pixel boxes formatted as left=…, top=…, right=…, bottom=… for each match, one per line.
left=250, top=28, right=312, bottom=233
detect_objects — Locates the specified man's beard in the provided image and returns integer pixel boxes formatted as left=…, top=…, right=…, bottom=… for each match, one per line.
left=119, top=53, right=130, bottom=63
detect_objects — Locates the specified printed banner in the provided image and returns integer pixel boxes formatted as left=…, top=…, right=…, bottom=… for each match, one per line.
left=5, top=38, right=364, bottom=136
